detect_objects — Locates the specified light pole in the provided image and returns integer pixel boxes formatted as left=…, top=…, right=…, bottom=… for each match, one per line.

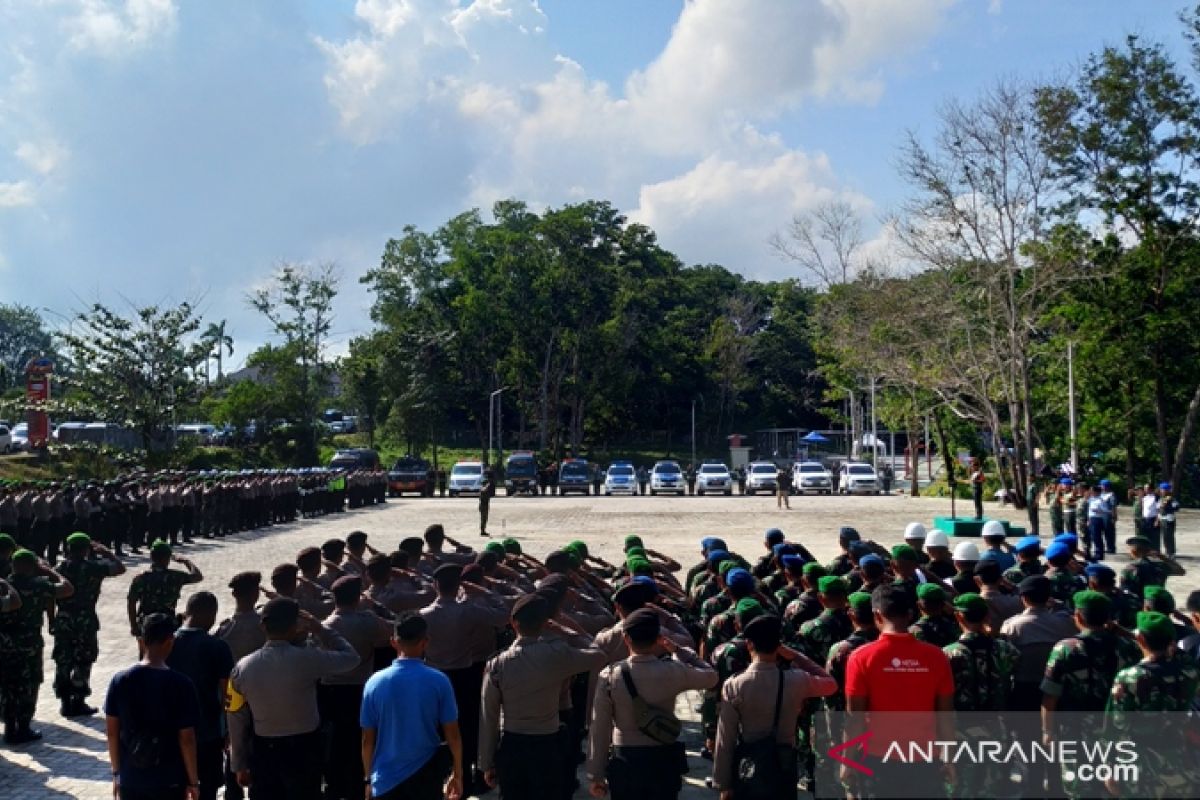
left=691, top=399, right=696, bottom=469
left=488, top=387, right=508, bottom=467
left=1067, top=341, right=1078, bottom=474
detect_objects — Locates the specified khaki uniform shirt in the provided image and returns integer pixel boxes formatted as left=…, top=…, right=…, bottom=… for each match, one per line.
left=713, top=662, right=839, bottom=790
left=586, top=648, right=717, bottom=779
left=479, top=635, right=606, bottom=772
left=419, top=594, right=510, bottom=671
left=322, top=607, right=393, bottom=686
left=216, top=611, right=267, bottom=662
left=999, top=605, right=1078, bottom=684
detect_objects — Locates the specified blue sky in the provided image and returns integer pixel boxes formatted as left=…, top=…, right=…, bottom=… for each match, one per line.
left=0, top=0, right=1192, bottom=365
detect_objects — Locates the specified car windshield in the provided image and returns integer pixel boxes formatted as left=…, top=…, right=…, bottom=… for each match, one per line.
left=391, top=458, right=427, bottom=471
left=609, top=466, right=634, bottom=476
left=752, top=465, right=776, bottom=474
left=561, top=462, right=589, bottom=477
left=799, top=464, right=824, bottom=473
left=656, top=463, right=681, bottom=474
left=507, top=457, right=536, bottom=475
left=699, top=465, right=725, bottom=473
left=452, top=464, right=482, bottom=476
left=849, top=465, right=874, bottom=475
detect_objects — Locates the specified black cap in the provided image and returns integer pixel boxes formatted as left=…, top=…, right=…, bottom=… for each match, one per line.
left=621, top=607, right=661, bottom=640
left=742, top=615, right=783, bottom=651
left=536, top=573, right=570, bottom=598
left=271, top=563, right=299, bottom=580
left=260, top=597, right=300, bottom=626
left=1018, top=575, right=1051, bottom=596
left=512, top=593, right=550, bottom=626
left=331, top=575, right=362, bottom=592
left=544, top=550, right=572, bottom=574
left=228, top=571, right=262, bottom=592
left=433, top=563, right=463, bottom=581
left=346, top=531, right=368, bottom=545
left=613, top=581, right=652, bottom=608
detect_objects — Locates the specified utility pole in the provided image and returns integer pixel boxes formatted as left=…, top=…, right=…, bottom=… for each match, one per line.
left=691, top=400, right=696, bottom=469
left=1067, top=342, right=1078, bottom=474
left=869, top=375, right=877, bottom=465
left=487, top=387, right=508, bottom=467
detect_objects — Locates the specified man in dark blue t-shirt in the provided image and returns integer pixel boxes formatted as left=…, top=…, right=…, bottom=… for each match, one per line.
left=105, top=613, right=201, bottom=800
left=166, top=591, right=234, bottom=800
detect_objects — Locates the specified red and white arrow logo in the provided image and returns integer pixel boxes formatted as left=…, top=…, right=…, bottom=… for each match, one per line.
left=828, top=731, right=874, bottom=776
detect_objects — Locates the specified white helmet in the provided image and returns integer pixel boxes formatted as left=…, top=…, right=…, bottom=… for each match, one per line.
left=924, top=530, right=950, bottom=549
left=952, top=541, right=980, bottom=562
left=904, top=522, right=927, bottom=541
left=981, top=520, right=1006, bottom=539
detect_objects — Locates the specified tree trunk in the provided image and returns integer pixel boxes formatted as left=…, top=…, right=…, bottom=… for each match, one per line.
left=933, top=408, right=957, bottom=518
left=908, top=427, right=920, bottom=497
left=1169, top=381, right=1200, bottom=495
left=1153, top=361, right=1172, bottom=478
left=1123, top=381, right=1137, bottom=490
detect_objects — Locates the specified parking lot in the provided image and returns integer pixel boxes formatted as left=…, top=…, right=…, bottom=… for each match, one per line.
left=2, top=492, right=1196, bottom=799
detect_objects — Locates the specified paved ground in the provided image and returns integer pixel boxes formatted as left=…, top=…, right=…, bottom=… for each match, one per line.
left=2, top=492, right=1197, bottom=798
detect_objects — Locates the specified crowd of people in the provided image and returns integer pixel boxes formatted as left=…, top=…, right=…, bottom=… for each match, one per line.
left=1, top=501, right=1198, bottom=799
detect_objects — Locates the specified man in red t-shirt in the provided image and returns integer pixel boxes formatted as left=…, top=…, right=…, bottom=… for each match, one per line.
left=842, top=584, right=956, bottom=796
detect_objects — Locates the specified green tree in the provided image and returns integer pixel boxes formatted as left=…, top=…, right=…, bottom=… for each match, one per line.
left=248, top=263, right=339, bottom=465
left=201, top=319, right=234, bottom=384
left=58, top=303, right=208, bottom=451
left=0, top=304, right=56, bottom=390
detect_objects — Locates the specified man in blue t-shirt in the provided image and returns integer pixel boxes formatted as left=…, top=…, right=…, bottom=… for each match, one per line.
left=105, top=613, right=202, bottom=800
left=361, top=613, right=462, bottom=800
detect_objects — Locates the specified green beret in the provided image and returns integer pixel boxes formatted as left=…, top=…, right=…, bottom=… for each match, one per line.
left=149, top=539, right=172, bottom=556
left=626, top=557, right=652, bottom=574
left=1136, top=611, right=1174, bottom=641
left=1073, top=590, right=1112, bottom=613
left=818, top=576, right=849, bottom=596
left=484, top=542, right=506, bottom=557
left=891, top=544, right=918, bottom=562
left=802, top=562, right=827, bottom=578
left=734, top=598, right=764, bottom=626
left=847, top=591, right=873, bottom=612
left=718, top=559, right=739, bottom=577
left=0, top=533, right=16, bottom=550
left=952, top=592, right=988, bottom=615
left=623, top=535, right=644, bottom=552
left=626, top=546, right=647, bottom=559
left=566, top=540, right=589, bottom=559
left=65, top=532, right=92, bottom=550
left=916, top=583, right=946, bottom=602
left=11, top=548, right=37, bottom=565
left=501, top=538, right=522, bottom=555
left=1143, top=586, right=1175, bottom=612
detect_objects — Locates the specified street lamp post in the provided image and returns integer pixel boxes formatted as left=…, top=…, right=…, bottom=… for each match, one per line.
left=488, top=387, right=508, bottom=467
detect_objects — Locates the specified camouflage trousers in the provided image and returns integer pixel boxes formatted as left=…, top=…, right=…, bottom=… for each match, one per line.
left=701, top=688, right=718, bottom=740
left=51, top=618, right=100, bottom=699
left=0, top=641, right=43, bottom=721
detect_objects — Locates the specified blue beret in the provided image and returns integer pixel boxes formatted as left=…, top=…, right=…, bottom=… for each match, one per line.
left=726, top=569, right=755, bottom=593
left=631, top=575, right=659, bottom=595
left=978, top=551, right=1001, bottom=563
left=701, top=537, right=719, bottom=550
left=1159, top=482, right=1171, bottom=492
left=1053, top=534, right=1078, bottom=547
left=781, top=554, right=805, bottom=572
left=707, top=549, right=731, bottom=566
left=1059, top=477, right=1074, bottom=486
left=772, top=542, right=793, bottom=557
left=1015, top=536, right=1041, bottom=553
left=1099, top=479, right=1111, bottom=488
left=849, top=541, right=871, bottom=558
left=1045, top=541, right=1071, bottom=560
left=764, top=528, right=784, bottom=544
left=1084, top=564, right=1115, bottom=579
left=859, top=554, right=884, bottom=569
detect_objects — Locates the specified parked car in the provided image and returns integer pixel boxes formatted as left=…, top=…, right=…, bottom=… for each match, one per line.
left=604, top=461, right=638, bottom=495
left=792, top=461, right=833, bottom=495
left=175, top=423, right=217, bottom=444
left=557, top=458, right=592, bottom=495
left=388, top=455, right=432, bottom=497
left=650, top=460, right=686, bottom=496
left=745, top=461, right=780, bottom=495
left=448, top=461, right=485, bottom=496
left=695, top=462, right=733, bottom=495
left=0, top=425, right=11, bottom=453
left=504, top=451, right=539, bottom=496
left=9, top=422, right=28, bottom=451
left=838, top=462, right=880, bottom=495
left=328, top=448, right=381, bottom=471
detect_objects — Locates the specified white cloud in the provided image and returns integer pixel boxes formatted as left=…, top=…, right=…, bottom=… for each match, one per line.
left=15, top=140, right=68, bottom=176
left=64, top=0, right=178, bottom=56
left=0, top=180, right=36, bottom=208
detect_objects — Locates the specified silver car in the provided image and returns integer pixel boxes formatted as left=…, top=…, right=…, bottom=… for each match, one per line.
left=838, top=462, right=880, bottom=495
left=448, top=461, right=485, bottom=496
left=745, top=462, right=779, bottom=495
left=793, top=461, right=833, bottom=495
left=695, top=463, right=733, bottom=495
left=649, top=461, right=686, bottom=496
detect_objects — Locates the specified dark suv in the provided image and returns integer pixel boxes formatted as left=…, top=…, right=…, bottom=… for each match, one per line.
left=328, top=448, right=381, bottom=471
left=504, top=452, right=539, bottom=496
left=387, top=455, right=432, bottom=497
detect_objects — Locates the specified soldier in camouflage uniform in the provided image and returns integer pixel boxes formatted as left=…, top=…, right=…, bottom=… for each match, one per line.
left=795, top=576, right=852, bottom=664
left=817, top=590, right=879, bottom=794
left=52, top=532, right=125, bottom=716
left=1043, top=540, right=1086, bottom=609
left=773, top=553, right=806, bottom=608
left=1085, top=563, right=1138, bottom=630
left=125, top=539, right=203, bottom=640
left=702, top=598, right=766, bottom=760
left=943, top=592, right=1020, bottom=798
left=1041, top=590, right=1142, bottom=795
left=783, top=561, right=826, bottom=642
left=909, top=583, right=961, bottom=647
left=1104, top=611, right=1200, bottom=798
left=1120, top=535, right=1169, bottom=601
left=1, top=549, right=74, bottom=744
left=1004, top=535, right=1045, bottom=586
left=825, top=528, right=861, bottom=577
left=698, top=561, right=743, bottom=626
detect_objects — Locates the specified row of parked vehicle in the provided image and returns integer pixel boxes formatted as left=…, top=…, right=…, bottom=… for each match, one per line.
left=376, top=451, right=889, bottom=497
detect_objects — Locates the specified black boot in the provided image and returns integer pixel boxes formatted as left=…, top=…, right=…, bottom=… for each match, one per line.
left=2, top=715, right=16, bottom=744
left=72, top=696, right=98, bottom=717
left=19, top=720, right=42, bottom=743
left=59, top=698, right=73, bottom=717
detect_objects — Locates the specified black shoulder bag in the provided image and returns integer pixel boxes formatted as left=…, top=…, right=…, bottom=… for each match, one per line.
left=734, top=667, right=798, bottom=800
left=620, top=663, right=682, bottom=744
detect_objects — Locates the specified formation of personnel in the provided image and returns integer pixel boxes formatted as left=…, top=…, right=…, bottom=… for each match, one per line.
left=3, top=503, right=1199, bottom=797
left=0, top=467, right=387, bottom=560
